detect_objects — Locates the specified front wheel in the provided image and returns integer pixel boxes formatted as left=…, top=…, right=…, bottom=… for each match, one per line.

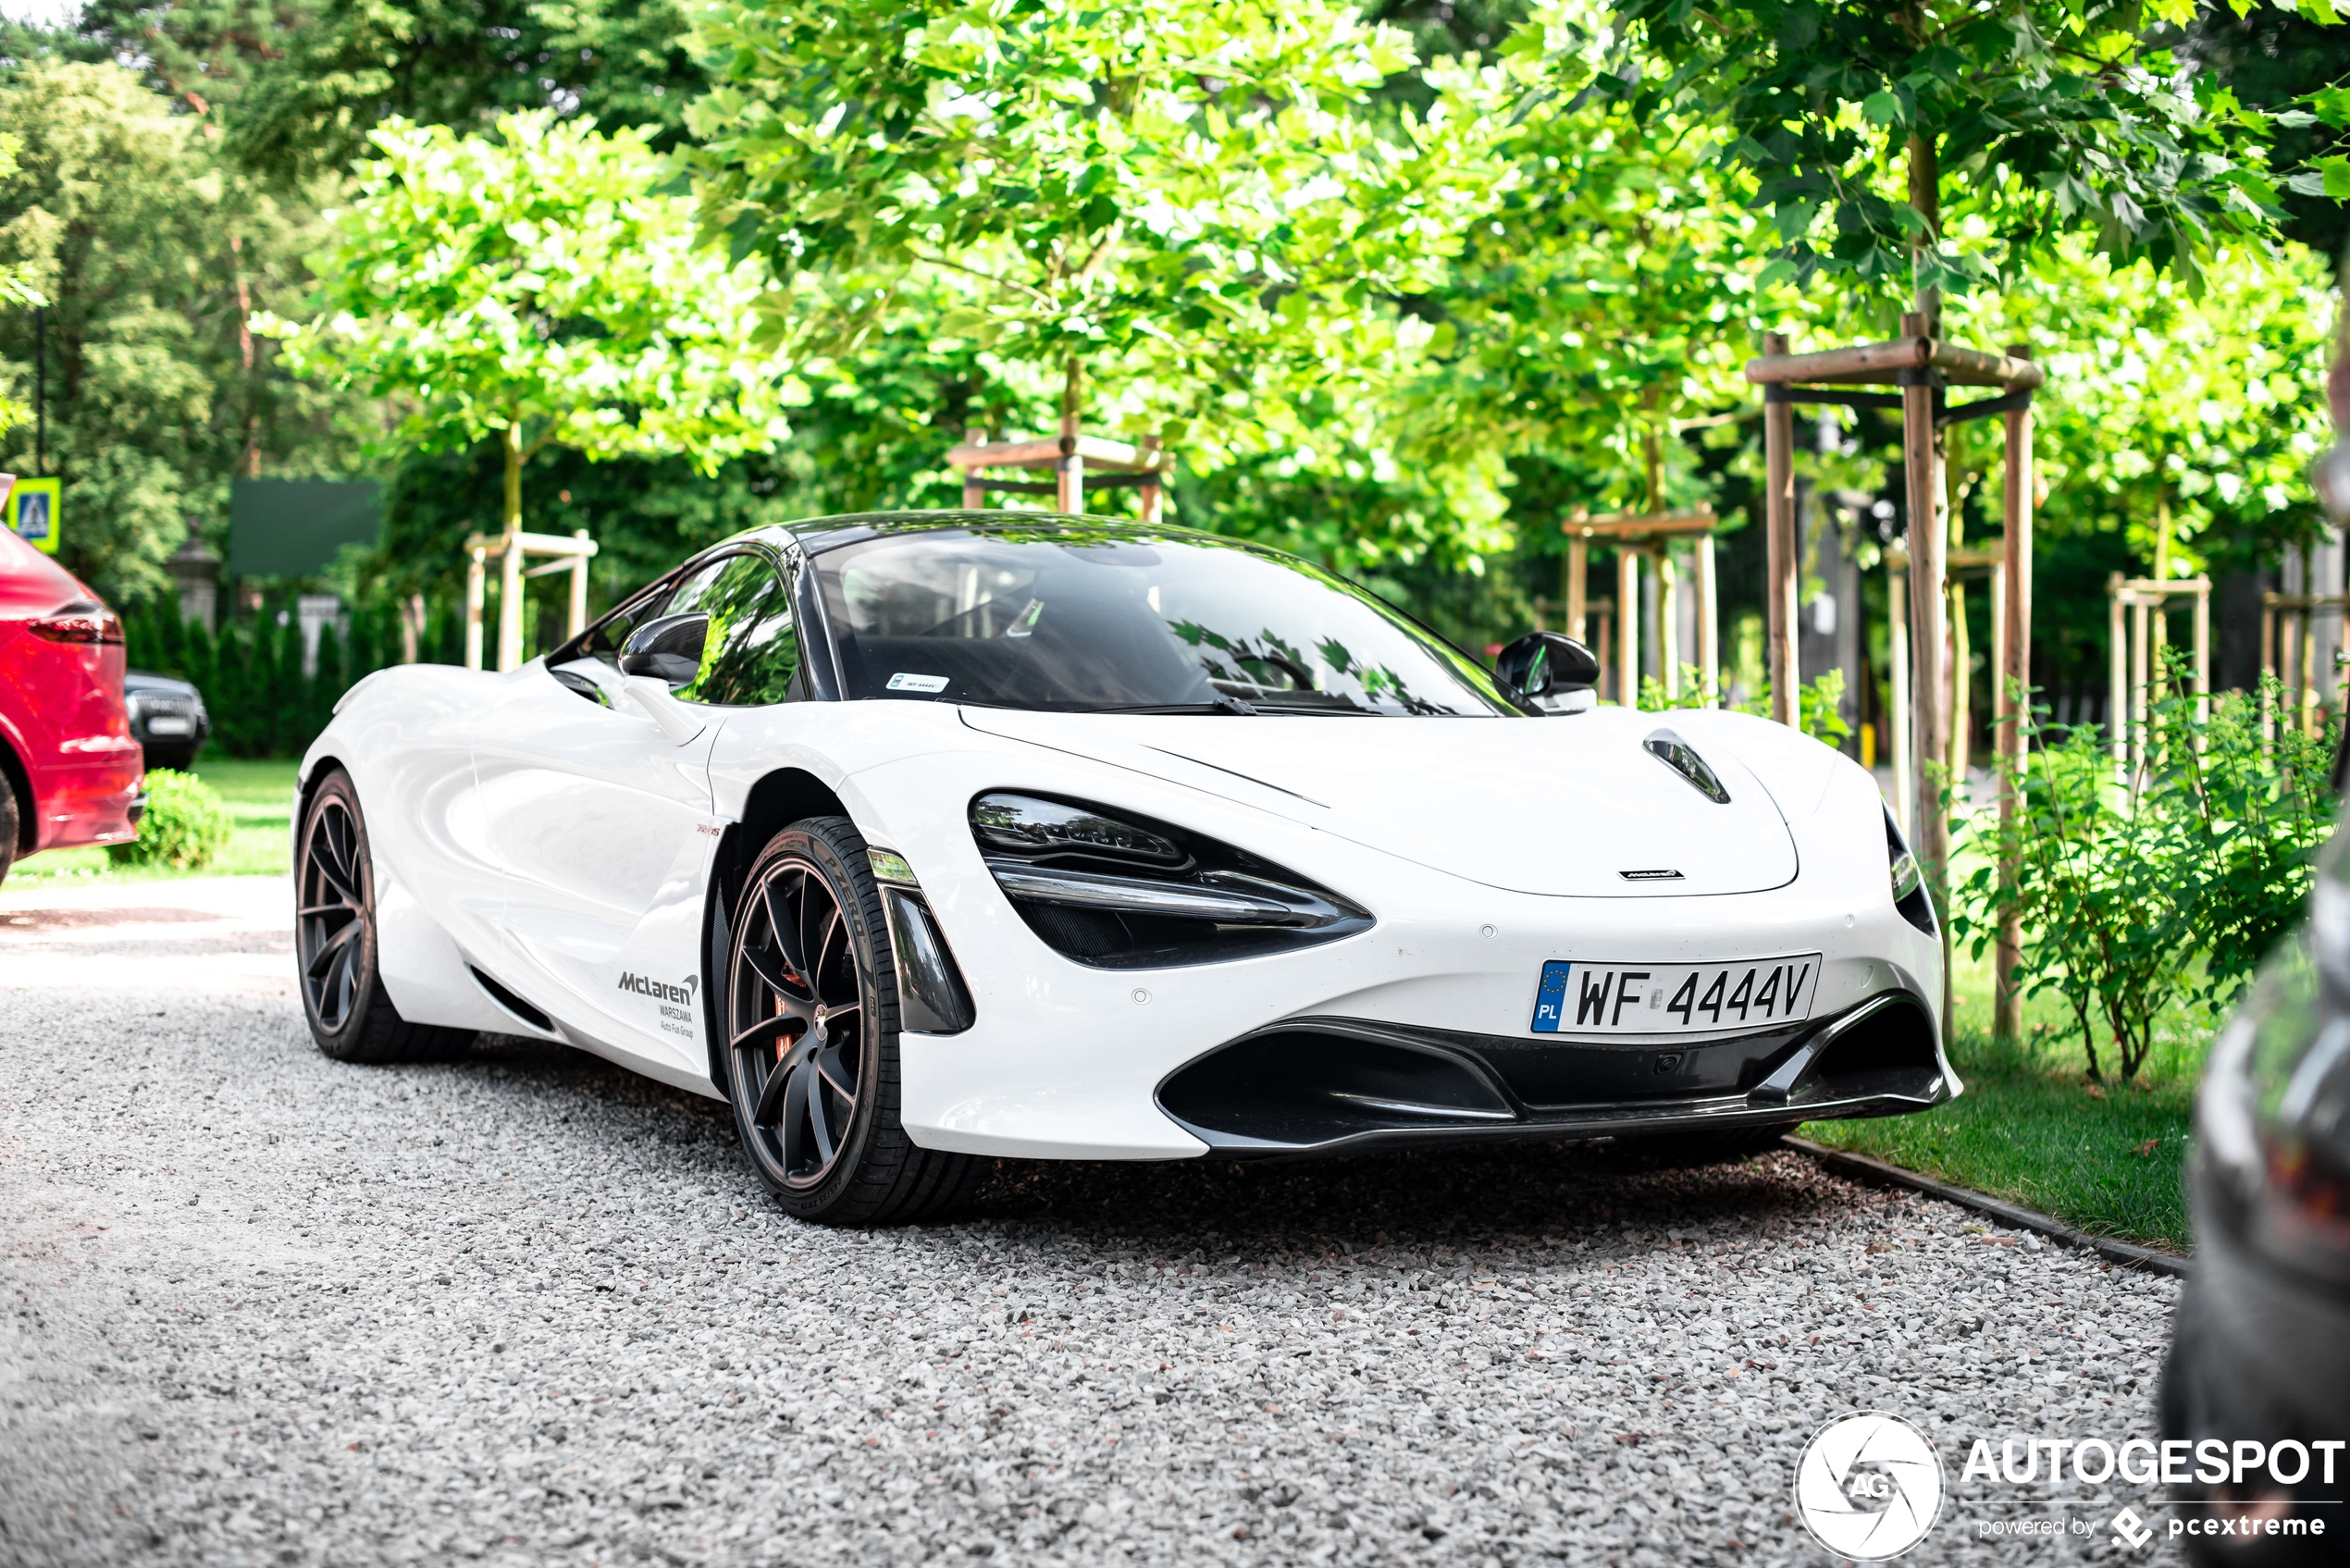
left=297, top=768, right=470, bottom=1063
left=724, top=815, right=982, bottom=1225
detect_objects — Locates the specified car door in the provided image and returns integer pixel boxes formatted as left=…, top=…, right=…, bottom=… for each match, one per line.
left=469, top=549, right=800, bottom=1086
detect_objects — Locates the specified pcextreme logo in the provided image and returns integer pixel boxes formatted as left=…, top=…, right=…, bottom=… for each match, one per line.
left=616, top=971, right=699, bottom=1006
left=1794, top=1412, right=1945, bottom=1562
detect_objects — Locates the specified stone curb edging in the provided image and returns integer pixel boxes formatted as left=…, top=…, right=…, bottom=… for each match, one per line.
left=1780, top=1135, right=2191, bottom=1279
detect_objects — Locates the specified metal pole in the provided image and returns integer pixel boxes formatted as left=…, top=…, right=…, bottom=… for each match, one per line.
left=32, top=304, right=44, bottom=476
left=1762, top=334, right=1800, bottom=724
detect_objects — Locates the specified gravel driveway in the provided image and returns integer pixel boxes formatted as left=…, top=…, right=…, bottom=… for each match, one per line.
left=2, top=876, right=2187, bottom=1565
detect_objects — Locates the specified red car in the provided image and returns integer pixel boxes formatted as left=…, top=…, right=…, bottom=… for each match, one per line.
left=0, top=475, right=143, bottom=884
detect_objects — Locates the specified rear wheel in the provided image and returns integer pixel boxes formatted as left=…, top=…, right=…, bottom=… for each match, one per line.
left=298, top=769, right=470, bottom=1063
left=724, top=815, right=982, bottom=1225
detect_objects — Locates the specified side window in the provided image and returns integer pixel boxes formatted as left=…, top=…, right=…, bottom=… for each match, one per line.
left=668, top=552, right=801, bottom=708
left=569, top=573, right=681, bottom=673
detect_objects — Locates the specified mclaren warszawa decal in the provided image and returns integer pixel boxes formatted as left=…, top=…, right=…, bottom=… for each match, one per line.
left=618, top=971, right=700, bottom=1039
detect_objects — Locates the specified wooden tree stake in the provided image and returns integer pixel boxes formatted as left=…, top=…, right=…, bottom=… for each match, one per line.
left=1994, top=347, right=2034, bottom=1041
left=1762, top=331, right=1800, bottom=724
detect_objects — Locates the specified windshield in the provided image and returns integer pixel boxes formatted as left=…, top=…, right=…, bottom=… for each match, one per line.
left=811, top=526, right=1519, bottom=716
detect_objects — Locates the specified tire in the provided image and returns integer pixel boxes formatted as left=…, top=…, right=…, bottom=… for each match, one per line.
left=723, top=814, right=983, bottom=1225
left=297, top=768, right=471, bottom=1064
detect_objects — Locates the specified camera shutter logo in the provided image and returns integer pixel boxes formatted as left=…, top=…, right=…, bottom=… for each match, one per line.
left=1794, top=1412, right=1944, bottom=1561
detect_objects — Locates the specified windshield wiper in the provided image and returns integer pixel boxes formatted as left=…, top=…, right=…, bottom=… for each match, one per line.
left=1081, top=695, right=1258, bottom=716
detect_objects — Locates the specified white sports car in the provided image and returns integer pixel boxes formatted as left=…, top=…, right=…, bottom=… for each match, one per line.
left=296, top=513, right=1953, bottom=1224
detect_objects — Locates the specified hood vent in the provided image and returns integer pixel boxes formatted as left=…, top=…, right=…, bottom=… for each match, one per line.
left=1643, top=729, right=1731, bottom=804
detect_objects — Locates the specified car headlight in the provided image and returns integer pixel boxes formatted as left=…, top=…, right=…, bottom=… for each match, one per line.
left=971, top=792, right=1372, bottom=969
left=1885, top=809, right=1936, bottom=936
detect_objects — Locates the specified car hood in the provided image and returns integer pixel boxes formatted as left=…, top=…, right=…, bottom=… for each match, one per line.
left=957, top=707, right=1798, bottom=897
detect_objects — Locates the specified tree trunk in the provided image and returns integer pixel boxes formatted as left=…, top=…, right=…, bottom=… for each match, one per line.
left=1907, top=132, right=1940, bottom=330
left=1056, top=357, right=1084, bottom=513
left=497, top=419, right=526, bottom=672
left=503, top=420, right=524, bottom=536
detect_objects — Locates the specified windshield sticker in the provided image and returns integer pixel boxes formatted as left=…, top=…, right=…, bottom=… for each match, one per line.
left=887, top=673, right=950, bottom=693
left=1004, top=598, right=1045, bottom=638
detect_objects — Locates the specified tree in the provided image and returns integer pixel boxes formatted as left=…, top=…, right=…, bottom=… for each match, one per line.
left=685, top=0, right=1494, bottom=482
left=0, top=59, right=359, bottom=604
left=222, top=0, right=704, bottom=180
left=255, top=109, right=800, bottom=547
left=1603, top=0, right=2338, bottom=307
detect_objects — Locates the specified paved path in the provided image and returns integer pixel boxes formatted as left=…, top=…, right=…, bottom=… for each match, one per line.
left=0, top=874, right=2185, bottom=1565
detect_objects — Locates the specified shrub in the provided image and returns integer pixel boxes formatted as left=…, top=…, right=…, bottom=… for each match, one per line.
left=109, top=770, right=233, bottom=871
left=1957, top=666, right=2338, bottom=1082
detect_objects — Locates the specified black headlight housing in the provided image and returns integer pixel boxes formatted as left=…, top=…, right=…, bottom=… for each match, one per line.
left=1886, top=809, right=1936, bottom=936
left=971, top=791, right=1372, bottom=969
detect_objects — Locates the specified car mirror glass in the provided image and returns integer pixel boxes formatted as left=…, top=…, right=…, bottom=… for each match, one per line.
left=618, top=611, right=708, bottom=688
left=1494, top=631, right=1600, bottom=701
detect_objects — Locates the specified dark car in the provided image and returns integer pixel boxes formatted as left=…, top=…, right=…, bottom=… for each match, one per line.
left=125, top=669, right=210, bottom=772
left=2160, top=807, right=2350, bottom=1562
left=0, top=481, right=143, bottom=886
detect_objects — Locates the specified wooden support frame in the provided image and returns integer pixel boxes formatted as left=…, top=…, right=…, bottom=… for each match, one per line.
left=463, top=527, right=599, bottom=672
left=1563, top=505, right=1721, bottom=707
left=946, top=428, right=1169, bottom=522
left=1753, top=324, right=2043, bottom=1042
left=2260, top=590, right=2348, bottom=740
left=2106, top=575, right=2213, bottom=784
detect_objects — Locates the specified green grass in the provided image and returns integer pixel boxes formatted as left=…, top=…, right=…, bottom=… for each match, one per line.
left=7, top=757, right=299, bottom=885
left=1801, top=1043, right=2196, bottom=1251
left=1800, top=920, right=2211, bottom=1253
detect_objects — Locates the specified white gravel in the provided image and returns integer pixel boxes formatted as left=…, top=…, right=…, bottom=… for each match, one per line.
left=1, top=879, right=2188, bottom=1564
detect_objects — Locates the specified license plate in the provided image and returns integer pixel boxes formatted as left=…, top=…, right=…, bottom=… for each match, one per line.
left=1529, top=955, right=1822, bottom=1035
left=146, top=716, right=192, bottom=735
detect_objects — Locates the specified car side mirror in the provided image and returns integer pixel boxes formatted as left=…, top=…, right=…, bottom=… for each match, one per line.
left=618, top=611, right=708, bottom=688
left=1495, top=631, right=1600, bottom=700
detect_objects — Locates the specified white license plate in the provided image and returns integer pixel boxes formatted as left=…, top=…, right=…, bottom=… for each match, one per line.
left=1529, top=955, right=1822, bottom=1035
left=145, top=716, right=192, bottom=735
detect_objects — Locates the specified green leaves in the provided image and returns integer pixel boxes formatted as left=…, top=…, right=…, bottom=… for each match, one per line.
left=1958, top=673, right=2338, bottom=1081
left=682, top=0, right=1494, bottom=452
left=256, top=111, right=799, bottom=488
left=1604, top=0, right=2336, bottom=302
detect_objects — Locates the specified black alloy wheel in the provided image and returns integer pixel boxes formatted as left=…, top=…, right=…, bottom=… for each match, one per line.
left=296, top=768, right=468, bottom=1063
left=724, top=815, right=982, bottom=1225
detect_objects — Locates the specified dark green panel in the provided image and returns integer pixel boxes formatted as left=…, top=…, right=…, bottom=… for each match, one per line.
left=229, top=480, right=383, bottom=576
